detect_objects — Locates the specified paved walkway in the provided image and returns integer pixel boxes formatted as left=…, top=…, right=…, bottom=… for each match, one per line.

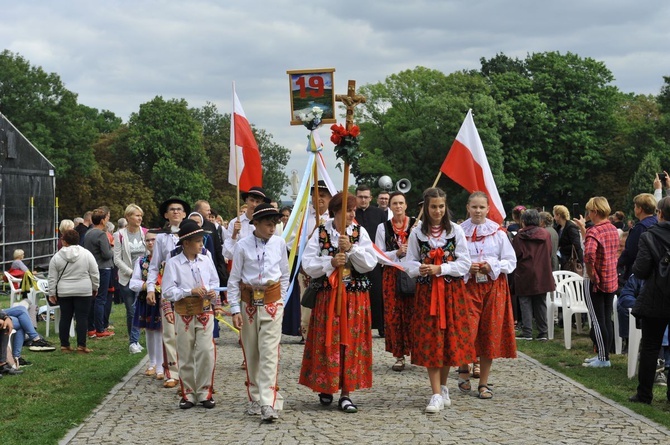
left=61, top=331, right=670, bottom=445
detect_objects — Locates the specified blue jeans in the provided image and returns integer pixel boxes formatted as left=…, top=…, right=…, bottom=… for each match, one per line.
left=119, top=283, right=140, bottom=344
left=6, top=305, right=40, bottom=358
left=616, top=295, right=636, bottom=338
left=92, top=268, right=112, bottom=333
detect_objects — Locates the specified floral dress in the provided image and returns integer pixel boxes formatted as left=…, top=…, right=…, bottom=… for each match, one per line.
left=299, top=220, right=377, bottom=393
left=405, top=222, right=476, bottom=367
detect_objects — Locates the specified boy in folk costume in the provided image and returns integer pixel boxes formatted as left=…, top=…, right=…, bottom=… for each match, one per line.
left=228, top=204, right=289, bottom=422
left=162, top=220, right=222, bottom=409
left=146, top=197, right=191, bottom=389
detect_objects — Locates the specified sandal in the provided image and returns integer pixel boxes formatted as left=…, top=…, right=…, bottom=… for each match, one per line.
left=478, top=384, right=493, bottom=399
left=318, top=393, right=333, bottom=406
left=392, top=357, right=405, bottom=372
left=472, top=362, right=481, bottom=379
left=457, top=368, right=471, bottom=393
left=338, top=396, right=358, bottom=413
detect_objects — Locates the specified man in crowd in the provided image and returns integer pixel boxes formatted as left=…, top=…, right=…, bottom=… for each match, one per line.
left=377, top=191, right=393, bottom=220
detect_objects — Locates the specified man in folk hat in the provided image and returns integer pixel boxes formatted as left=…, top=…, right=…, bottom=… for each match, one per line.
left=223, top=187, right=271, bottom=260
left=146, top=197, right=191, bottom=389
left=229, top=203, right=289, bottom=421
left=163, top=219, right=222, bottom=409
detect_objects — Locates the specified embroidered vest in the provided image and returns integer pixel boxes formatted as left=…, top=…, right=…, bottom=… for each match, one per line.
left=383, top=217, right=416, bottom=251
left=416, top=238, right=457, bottom=285
left=318, top=224, right=371, bottom=292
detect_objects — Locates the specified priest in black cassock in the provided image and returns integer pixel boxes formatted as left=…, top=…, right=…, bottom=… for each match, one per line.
left=354, top=184, right=389, bottom=337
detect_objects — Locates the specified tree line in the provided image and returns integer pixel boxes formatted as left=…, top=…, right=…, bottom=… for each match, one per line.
left=3, top=49, right=670, bottom=225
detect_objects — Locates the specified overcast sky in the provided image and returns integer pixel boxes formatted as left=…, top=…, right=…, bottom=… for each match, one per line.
left=2, top=0, right=669, bottom=200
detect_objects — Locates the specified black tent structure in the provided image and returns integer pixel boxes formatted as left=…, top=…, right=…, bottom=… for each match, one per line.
left=0, top=112, right=57, bottom=272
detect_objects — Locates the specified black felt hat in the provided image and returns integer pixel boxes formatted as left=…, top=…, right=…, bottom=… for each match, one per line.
left=251, top=203, right=281, bottom=222
left=241, top=186, right=271, bottom=204
left=176, top=219, right=210, bottom=246
left=159, top=197, right=191, bottom=219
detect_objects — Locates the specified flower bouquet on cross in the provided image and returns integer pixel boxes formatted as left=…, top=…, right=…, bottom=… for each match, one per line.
left=330, top=123, right=362, bottom=169
left=298, top=106, right=324, bottom=131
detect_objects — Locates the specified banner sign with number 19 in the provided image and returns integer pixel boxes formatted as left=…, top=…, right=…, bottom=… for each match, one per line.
left=287, top=68, right=336, bottom=126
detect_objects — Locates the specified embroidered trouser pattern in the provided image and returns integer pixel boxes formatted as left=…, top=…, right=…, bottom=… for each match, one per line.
left=241, top=301, right=284, bottom=407
left=175, top=311, right=216, bottom=404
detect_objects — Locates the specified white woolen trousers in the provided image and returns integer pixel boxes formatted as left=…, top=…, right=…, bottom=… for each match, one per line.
left=160, top=304, right=179, bottom=381
left=175, top=311, right=216, bottom=404
left=240, top=301, right=284, bottom=407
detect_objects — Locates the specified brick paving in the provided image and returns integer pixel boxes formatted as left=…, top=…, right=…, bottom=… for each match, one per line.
left=61, top=331, right=670, bottom=445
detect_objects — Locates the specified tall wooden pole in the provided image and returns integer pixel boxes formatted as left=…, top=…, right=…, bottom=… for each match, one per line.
left=334, top=80, right=366, bottom=315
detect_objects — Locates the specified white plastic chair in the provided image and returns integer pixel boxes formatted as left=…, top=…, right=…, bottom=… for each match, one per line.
left=4, top=271, right=24, bottom=306
left=37, top=280, right=74, bottom=338
left=547, top=270, right=582, bottom=340
left=557, top=275, right=590, bottom=349
left=627, top=308, right=643, bottom=378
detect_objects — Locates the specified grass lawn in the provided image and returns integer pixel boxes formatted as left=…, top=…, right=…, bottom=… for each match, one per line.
left=4, top=287, right=670, bottom=443
left=1, top=292, right=144, bottom=445
left=516, top=327, right=670, bottom=429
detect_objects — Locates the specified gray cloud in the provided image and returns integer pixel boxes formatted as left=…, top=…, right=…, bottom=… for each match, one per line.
left=2, top=0, right=669, bottom=200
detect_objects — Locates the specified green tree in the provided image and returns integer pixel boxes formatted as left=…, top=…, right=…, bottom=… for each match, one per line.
left=355, top=67, right=510, bottom=210
left=127, top=96, right=212, bottom=205
left=256, top=128, right=290, bottom=202
left=626, top=151, right=662, bottom=216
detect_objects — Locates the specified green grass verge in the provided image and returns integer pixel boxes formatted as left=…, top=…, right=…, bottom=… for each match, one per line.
left=1, top=293, right=144, bottom=445
left=516, top=327, right=670, bottom=429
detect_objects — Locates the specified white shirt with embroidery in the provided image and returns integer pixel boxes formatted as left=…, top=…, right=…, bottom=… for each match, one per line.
left=223, top=213, right=253, bottom=260
left=405, top=222, right=472, bottom=279
left=460, top=218, right=516, bottom=282
left=162, top=252, right=220, bottom=302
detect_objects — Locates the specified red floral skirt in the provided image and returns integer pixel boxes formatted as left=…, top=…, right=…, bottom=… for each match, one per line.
left=465, top=276, right=517, bottom=359
left=382, top=266, right=413, bottom=357
left=299, top=288, right=373, bottom=393
left=411, top=279, right=476, bottom=368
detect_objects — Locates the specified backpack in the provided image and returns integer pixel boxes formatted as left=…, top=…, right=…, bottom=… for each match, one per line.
left=648, top=232, right=670, bottom=299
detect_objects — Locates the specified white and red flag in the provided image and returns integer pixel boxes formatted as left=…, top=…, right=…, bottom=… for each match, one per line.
left=440, top=109, right=506, bottom=224
left=229, top=85, right=262, bottom=191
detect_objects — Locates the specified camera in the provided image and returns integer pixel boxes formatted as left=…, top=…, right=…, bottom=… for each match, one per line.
left=660, top=172, right=668, bottom=185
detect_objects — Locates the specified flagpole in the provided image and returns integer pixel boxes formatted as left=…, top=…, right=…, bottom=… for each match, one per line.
left=232, top=82, right=240, bottom=215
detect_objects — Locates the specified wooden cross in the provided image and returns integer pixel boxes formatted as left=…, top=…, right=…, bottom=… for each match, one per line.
left=333, top=80, right=366, bottom=314
left=336, top=80, right=367, bottom=129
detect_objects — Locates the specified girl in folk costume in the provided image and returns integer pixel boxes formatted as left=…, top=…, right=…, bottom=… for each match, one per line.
left=130, top=229, right=165, bottom=380
left=299, top=192, right=377, bottom=413
left=457, top=192, right=517, bottom=399
left=405, top=187, right=474, bottom=414
left=375, top=191, right=416, bottom=372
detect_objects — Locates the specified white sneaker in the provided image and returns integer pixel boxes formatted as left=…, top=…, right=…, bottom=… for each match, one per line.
left=129, top=343, right=143, bottom=354
left=246, top=400, right=261, bottom=415
left=583, top=356, right=599, bottom=363
left=440, top=386, right=452, bottom=407
left=425, top=394, right=444, bottom=414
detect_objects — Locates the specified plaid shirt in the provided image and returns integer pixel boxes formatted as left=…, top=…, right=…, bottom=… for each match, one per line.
left=584, top=221, right=619, bottom=293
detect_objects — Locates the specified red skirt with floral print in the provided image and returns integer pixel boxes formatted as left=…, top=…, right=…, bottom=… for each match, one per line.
left=382, top=266, right=413, bottom=358
left=410, top=279, right=476, bottom=368
left=299, top=288, right=373, bottom=393
left=465, top=276, right=517, bottom=359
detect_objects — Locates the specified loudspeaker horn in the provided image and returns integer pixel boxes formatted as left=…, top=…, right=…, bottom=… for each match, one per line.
left=378, top=175, right=393, bottom=191
left=396, top=178, right=411, bottom=193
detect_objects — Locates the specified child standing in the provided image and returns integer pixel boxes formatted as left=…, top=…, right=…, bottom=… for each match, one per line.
left=405, top=187, right=474, bottom=413
left=162, top=220, right=222, bottom=409
left=228, top=204, right=289, bottom=422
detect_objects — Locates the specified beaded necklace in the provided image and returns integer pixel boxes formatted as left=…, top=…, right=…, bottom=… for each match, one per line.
left=392, top=216, right=409, bottom=244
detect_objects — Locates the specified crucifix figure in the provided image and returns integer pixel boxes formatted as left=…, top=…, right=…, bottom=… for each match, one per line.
left=336, top=80, right=367, bottom=129
left=332, top=80, right=366, bottom=314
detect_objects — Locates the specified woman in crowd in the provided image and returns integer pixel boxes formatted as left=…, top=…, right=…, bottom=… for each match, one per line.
left=47, top=229, right=99, bottom=354
left=375, top=191, right=416, bottom=372
left=405, top=187, right=474, bottom=413
left=458, top=192, right=517, bottom=399
left=113, top=204, right=146, bottom=355
left=299, top=192, right=377, bottom=413
left=553, top=205, right=583, bottom=270
left=574, top=197, right=619, bottom=368
left=630, top=196, right=670, bottom=403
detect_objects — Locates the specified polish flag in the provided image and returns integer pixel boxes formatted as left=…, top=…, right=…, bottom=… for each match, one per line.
left=229, top=86, right=262, bottom=191
left=440, top=109, right=506, bottom=224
